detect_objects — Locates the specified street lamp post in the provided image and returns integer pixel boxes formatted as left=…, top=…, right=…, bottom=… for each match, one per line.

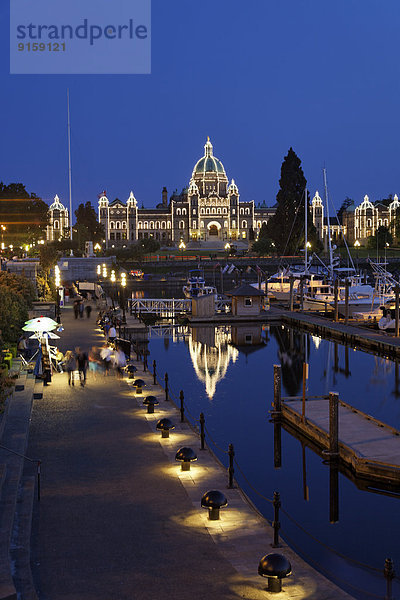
left=120, top=272, right=127, bottom=324
left=110, top=269, right=116, bottom=309
left=55, top=264, right=61, bottom=323
left=354, top=240, right=360, bottom=260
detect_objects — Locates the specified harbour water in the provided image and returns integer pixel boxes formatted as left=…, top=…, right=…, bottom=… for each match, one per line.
left=146, top=318, right=400, bottom=600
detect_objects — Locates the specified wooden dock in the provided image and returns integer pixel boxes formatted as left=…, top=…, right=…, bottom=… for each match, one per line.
left=273, top=365, right=400, bottom=485
left=270, top=306, right=400, bottom=358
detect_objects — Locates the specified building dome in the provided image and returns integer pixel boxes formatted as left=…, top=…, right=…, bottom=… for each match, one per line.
left=192, top=137, right=226, bottom=177
left=191, top=138, right=228, bottom=197
left=49, top=194, right=67, bottom=212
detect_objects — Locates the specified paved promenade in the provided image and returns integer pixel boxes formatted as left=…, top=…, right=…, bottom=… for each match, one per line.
left=26, top=305, right=353, bottom=599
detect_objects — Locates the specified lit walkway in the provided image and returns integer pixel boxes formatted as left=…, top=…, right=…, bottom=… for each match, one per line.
left=26, top=305, right=353, bottom=599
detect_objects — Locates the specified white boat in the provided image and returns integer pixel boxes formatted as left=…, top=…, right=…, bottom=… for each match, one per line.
left=183, top=269, right=217, bottom=299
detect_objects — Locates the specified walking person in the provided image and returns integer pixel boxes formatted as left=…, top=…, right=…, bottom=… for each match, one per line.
left=85, top=304, right=92, bottom=319
left=64, top=350, right=77, bottom=386
left=100, top=343, right=112, bottom=376
left=113, top=345, right=127, bottom=378
left=79, top=301, right=85, bottom=319
left=73, top=301, right=79, bottom=320
left=75, top=347, right=88, bottom=387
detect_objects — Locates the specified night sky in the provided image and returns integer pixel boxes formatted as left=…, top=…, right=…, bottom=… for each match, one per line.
left=1, top=1, right=400, bottom=214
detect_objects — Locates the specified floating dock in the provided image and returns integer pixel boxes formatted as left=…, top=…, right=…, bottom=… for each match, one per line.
left=273, top=365, right=400, bottom=486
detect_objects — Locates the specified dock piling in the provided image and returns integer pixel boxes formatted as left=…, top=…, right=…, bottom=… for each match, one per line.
left=164, top=372, right=169, bottom=402
left=153, top=360, right=157, bottom=385
left=329, top=392, right=339, bottom=457
left=345, top=280, right=350, bottom=325
left=273, top=365, right=282, bottom=413
left=334, top=279, right=339, bottom=322
left=199, top=412, right=205, bottom=450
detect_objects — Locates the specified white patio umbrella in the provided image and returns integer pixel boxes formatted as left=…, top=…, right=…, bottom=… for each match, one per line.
left=28, top=331, right=60, bottom=339
left=23, top=317, right=58, bottom=333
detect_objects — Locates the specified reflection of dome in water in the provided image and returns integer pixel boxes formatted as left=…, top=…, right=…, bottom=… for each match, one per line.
left=188, top=328, right=239, bottom=399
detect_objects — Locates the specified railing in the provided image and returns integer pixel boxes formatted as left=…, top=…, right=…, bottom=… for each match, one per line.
left=129, top=298, right=192, bottom=316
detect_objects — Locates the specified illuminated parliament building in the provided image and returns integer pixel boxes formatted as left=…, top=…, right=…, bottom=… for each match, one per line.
left=96, top=137, right=275, bottom=248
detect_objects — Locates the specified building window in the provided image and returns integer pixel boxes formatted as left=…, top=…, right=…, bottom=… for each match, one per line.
left=244, top=297, right=252, bottom=307
left=110, top=222, right=115, bottom=229
left=240, top=208, right=243, bottom=214
left=217, top=208, right=221, bottom=214
left=206, top=208, right=210, bottom=214
left=167, top=221, right=171, bottom=229
left=223, top=208, right=227, bottom=214
left=246, top=208, right=250, bottom=215
left=242, top=231, right=246, bottom=238
left=179, top=220, right=185, bottom=229
left=192, top=220, right=196, bottom=228
left=177, top=208, right=181, bottom=216
left=182, top=208, right=186, bottom=215
left=242, top=220, right=247, bottom=228
left=138, top=222, right=142, bottom=229
left=156, top=221, right=160, bottom=229
left=232, top=208, right=236, bottom=215
left=144, top=222, right=148, bottom=229
left=367, top=219, right=372, bottom=228
left=200, top=208, right=204, bottom=215
left=245, top=334, right=252, bottom=343
left=161, top=222, right=166, bottom=229
left=122, top=221, right=127, bottom=229
left=200, top=221, right=204, bottom=228
left=116, top=232, right=121, bottom=240
left=110, top=232, right=115, bottom=240
left=232, top=220, right=236, bottom=228
left=224, top=220, right=228, bottom=228
left=257, top=221, right=261, bottom=228
left=116, top=222, right=121, bottom=229
left=54, top=220, right=59, bottom=229
left=150, top=221, right=154, bottom=229
left=192, top=209, right=196, bottom=215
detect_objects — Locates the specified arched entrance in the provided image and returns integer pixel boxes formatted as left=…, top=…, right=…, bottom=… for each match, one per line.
left=207, top=221, right=221, bottom=239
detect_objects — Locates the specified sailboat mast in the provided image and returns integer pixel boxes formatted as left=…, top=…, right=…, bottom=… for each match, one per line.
left=323, top=168, right=334, bottom=280
left=304, top=186, right=308, bottom=274
left=67, top=89, right=73, bottom=242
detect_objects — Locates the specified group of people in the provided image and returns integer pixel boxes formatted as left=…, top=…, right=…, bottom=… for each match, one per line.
left=97, top=310, right=118, bottom=342
left=62, top=343, right=127, bottom=385
left=73, top=299, right=92, bottom=320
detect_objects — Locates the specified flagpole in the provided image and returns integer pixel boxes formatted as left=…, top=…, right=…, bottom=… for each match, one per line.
left=67, top=89, right=73, bottom=244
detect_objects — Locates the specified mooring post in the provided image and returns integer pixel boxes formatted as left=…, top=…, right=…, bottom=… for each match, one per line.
left=302, top=362, right=308, bottom=422
left=329, top=392, right=339, bottom=456
left=345, top=279, right=350, bottom=325
left=289, top=276, right=294, bottom=311
left=199, top=412, right=205, bottom=450
left=384, top=558, right=395, bottom=600
left=334, top=279, right=339, bottom=322
left=395, top=286, right=399, bottom=338
left=273, top=364, right=282, bottom=413
left=273, top=421, right=282, bottom=469
left=272, top=491, right=281, bottom=547
left=179, top=390, right=185, bottom=422
left=299, top=276, right=304, bottom=311
left=228, top=443, right=235, bottom=488
left=164, top=372, right=169, bottom=402
left=329, top=460, right=339, bottom=524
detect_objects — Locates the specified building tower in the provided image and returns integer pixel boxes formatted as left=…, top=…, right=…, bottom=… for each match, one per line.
left=311, top=191, right=324, bottom=241
left=46, top=195, right=69, bottom=242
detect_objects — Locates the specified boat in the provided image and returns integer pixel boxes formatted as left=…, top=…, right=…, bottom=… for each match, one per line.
left=183, top=269, right=217, bottom=299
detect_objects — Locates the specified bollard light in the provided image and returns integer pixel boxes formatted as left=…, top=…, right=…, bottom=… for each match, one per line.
left=143, top=395, right=159, bottom=414
left=201, top=490, right=227, bottom=520
left=133, top=378, right=145, bottom=394
left=175, top=447, right=197, bottom=471
left=156, top=418, right=175, bottom=438
left=126, top=365, right=137, bottom=380
left=258, top=553, right=292, bottom=593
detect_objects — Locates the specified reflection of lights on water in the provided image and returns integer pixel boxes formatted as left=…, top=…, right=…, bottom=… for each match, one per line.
left=311, top=335, right=321, bottom=350
left=188, top=328, right=239, bottom=399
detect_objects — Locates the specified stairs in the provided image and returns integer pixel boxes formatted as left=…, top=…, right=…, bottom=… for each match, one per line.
left=0, top=369, right=41, bottom=600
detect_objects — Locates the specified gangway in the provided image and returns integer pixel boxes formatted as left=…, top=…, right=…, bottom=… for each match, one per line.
left=130, top=298, right=192, bottom=316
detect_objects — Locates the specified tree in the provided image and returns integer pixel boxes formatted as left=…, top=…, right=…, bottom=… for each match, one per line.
left=0, top=182, right=48, bottom=244
left=265, top=148, right=320, bottom=254
left=367, top=225, right=393, bottom=249
left=252, top=223, right=274, bottom=255
left=337, top=197, right=354, bottom=222
left=38, top=245, right=60, bottom=299
left=74, top=202, right=104, bottom=247
left=0, top=272, right=36, bottom=345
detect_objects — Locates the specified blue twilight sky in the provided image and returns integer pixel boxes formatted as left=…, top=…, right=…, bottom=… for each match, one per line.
left=1, top=0, right=400, bottom=214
